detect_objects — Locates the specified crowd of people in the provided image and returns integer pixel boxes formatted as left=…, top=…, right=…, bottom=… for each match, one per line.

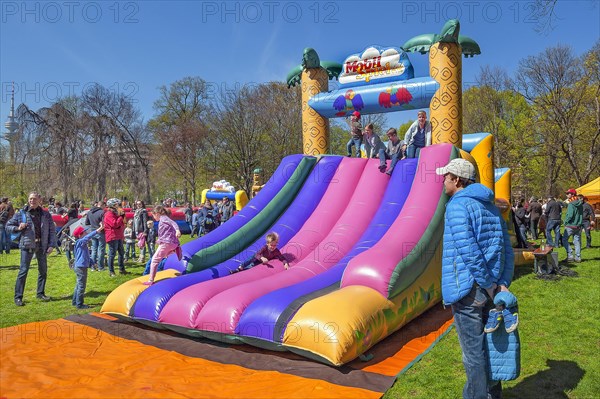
left=0, top=193, right=239, bottom=307
left=512, top=190, right=595, bottom=262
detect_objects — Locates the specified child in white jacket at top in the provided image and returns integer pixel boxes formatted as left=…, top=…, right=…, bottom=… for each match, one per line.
left=143, top=205, right=181, bottom=285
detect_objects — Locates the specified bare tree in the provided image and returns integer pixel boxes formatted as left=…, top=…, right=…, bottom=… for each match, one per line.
left=515, top=44, right=599, bottom=186
left=208, top=84, right=266, bottom=195
left=153, top=121, right=208, bottom=204
left=82, top=84, right=152, bottom=202
left=149, top=77, right=212, bottom=203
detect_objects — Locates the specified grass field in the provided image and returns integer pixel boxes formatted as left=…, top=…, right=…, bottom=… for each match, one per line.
left=1, top=232, right=598, bottom=398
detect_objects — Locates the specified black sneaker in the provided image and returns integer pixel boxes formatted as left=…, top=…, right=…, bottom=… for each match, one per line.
left=120, top=270, right=129, bottom=275
left=109, top=272, right=116, bottom=277
left=37, top=294, right=51, bottom=302
left=15, top=299, right=24, bottom=306
left=76, top=304, right=91, bottom=309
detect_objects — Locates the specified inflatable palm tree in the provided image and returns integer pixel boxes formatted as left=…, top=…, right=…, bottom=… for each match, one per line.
left=402, top=19, right=480, bottom=147
left=287, top=48, right=341, bottom=155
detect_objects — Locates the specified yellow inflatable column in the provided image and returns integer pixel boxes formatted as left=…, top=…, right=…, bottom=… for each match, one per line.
left=495, top=168, right=512, bottom=206
left=469, top=134, right=495, bottom=191
left=301, top=68, right=329, bottom=155
left=429, top=42, right=462, bottom=147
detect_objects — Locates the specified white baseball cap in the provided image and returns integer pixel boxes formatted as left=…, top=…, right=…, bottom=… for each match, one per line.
left=435, top=158, right=477, bottom=181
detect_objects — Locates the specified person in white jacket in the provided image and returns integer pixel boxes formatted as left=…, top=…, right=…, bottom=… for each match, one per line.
left=403, top=110, right=431, bottom=159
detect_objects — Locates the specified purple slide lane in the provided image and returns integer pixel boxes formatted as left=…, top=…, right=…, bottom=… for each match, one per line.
left=131, top=156, right=343, bottom=322
left=236, top=158, right=419, bottom=341
left=341, top=144, right=453, bottom=296
left=191, top=159, right=390, bottom=335
left=158, top=157, right=369, bottom=329
left=163, top=154, right=305, bottom=272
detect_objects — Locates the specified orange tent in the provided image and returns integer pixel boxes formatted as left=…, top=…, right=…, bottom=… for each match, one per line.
left=577, top=176, right=600, bottom=207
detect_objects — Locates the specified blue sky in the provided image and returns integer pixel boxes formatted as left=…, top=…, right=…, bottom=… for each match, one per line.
left=1, top=0, right=599, bottom=131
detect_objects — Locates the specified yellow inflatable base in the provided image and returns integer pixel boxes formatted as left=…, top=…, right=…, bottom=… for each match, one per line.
left=100, top=269, right=180, bottom=317
left=283, top=250, right=441, bottom=366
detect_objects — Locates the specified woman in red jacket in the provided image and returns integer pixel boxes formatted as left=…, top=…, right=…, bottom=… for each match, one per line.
left=104, top=198, right=128, bottom=277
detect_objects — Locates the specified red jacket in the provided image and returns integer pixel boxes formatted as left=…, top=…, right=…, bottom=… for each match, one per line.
left=104, top=209, right=125, bottom=242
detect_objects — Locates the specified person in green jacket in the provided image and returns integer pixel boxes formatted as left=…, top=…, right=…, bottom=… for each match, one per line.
left=562, top=188, right=583, bottom=262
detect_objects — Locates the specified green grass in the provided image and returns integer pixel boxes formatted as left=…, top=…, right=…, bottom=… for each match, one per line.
left=1, top=233, right=598, bottom=398
left=385, top=231, right=600, bottom=399
left=0, top=235, right=195, bottom=327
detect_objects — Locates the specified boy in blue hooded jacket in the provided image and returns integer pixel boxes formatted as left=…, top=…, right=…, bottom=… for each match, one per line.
left=71, top=224, right=103, bottom=309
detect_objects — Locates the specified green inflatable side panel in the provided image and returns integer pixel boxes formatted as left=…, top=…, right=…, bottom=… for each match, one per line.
left=387, top=146, right=460, bottom=298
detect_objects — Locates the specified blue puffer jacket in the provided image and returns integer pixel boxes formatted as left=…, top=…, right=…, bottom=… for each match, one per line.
left=441, top=183, right=514, bottom=305
left=5, top=206, right=57, bottom=252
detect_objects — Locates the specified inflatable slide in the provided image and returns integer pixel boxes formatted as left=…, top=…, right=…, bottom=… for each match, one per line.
left=102, top=144, right=458, bottom=365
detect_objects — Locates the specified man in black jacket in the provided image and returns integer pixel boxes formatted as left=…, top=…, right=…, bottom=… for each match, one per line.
left=6, top=192, right=56, bottom=306
left=544, top=196, right=563, bottom=248
left=85, top=200, right=106, bottom=271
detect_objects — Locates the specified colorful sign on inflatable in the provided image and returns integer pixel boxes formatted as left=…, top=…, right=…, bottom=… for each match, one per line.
left=338, top=46, right=414, bottom=87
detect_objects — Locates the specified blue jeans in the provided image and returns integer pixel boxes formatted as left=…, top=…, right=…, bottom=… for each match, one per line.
left=15, top=247, right=48, bottom=301
left=91, top=233, right=106, bottom=270
left=241, top=258, right=261, bottom=271
left=72, top=267, right=88, bottom=307
left=452, top=285, right=501, bottom=399
left=125, top=242, right=137, bottom=259
left=107, top=239, right=125, bottom=273
left=346, top=137, right=362, bottom=157
left=545, top=219, right=561, bottom=247
left=518, top=225, right=529, bottom=247
left=378, top=149, right=401, bottom=172
left=562, top=226, right=581, bottom=259
left=0, top=223, right=8, bottom=253
left=406, top=144, right=422, bottom=159
left=141, top=240, right=155, bottom=259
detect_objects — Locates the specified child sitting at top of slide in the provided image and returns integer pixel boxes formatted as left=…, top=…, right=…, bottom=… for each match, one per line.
left=230, top=232, right=289, bottom=274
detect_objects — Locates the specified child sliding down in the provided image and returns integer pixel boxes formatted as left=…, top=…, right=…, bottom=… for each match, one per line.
left=230, top=232, right=289, bottom=274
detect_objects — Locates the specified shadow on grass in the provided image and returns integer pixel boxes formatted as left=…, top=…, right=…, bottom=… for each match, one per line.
left=504, top=359, right=585, bottom=398
left=513, top=265, right=534, bottom=281
left=0, top=265, right=21, bottom=271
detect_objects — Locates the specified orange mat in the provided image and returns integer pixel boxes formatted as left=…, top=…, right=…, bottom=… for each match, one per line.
left=0, top=306, right=453, bottom=398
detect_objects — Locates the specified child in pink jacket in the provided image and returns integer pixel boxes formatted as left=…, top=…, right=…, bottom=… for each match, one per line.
left=143, top=206, right=181, bottom=285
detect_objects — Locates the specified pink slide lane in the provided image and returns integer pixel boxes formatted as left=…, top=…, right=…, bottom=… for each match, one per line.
left=341, top=144, right=453, bottom=297
left=194, top=158, right=390, bottom=334
left=158, top=157, right=368, bottom=329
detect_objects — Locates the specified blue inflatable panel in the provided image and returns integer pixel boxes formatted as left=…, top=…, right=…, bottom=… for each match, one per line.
left=308, top=77, right=439, bottom=119
left=205, top=191, right=236, bottom=201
